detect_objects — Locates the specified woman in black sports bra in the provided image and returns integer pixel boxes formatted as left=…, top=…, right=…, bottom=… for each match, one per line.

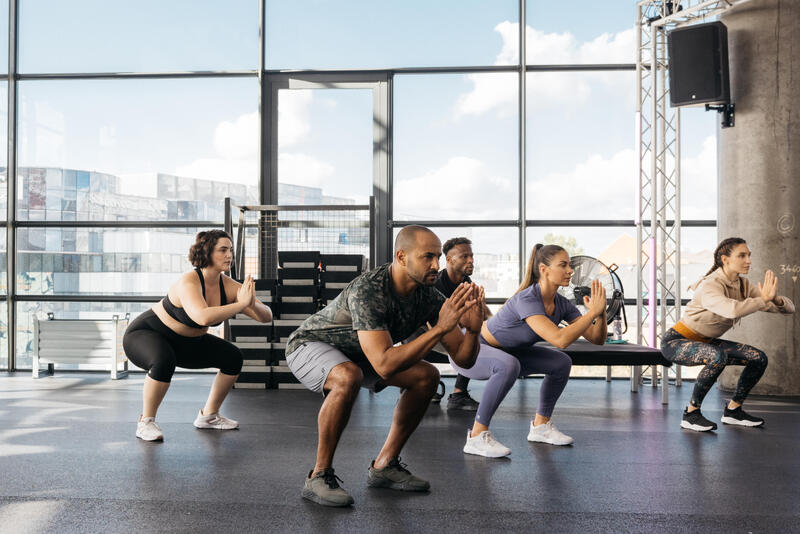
left=123, top=230, right=272, bottom=442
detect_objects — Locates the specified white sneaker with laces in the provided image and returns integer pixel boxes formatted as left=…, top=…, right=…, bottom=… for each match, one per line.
left=527, top=421, right=574, bottom=446
left=463, top=430, right=511, bottom=458
left=136, top=417, right=164, bottom=441
left=193, top=410, right=239, bottom=430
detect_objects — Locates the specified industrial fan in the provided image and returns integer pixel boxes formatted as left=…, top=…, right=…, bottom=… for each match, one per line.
left=557, top=255, right=627, bottom=341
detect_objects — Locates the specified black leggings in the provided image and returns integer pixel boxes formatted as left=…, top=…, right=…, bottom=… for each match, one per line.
left=123, top=309, right=243, bottom=383
left=661, top=328, right=768, bottom=407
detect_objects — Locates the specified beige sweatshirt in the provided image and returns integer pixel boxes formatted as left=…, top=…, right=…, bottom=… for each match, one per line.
left=680, top=268, right=795, bottom=339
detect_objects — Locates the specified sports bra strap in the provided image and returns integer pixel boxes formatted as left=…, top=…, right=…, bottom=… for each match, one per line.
left=195, top=268, right=206, bottom=298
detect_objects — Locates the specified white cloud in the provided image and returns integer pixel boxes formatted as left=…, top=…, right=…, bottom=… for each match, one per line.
left=578, top=29, right=636, bottom=64
left=213, top=111, right=258, bottom=159
left=279, top=90, right=313, bottom=147
left=455, top=72, right=518, bottom=118
left=529, top=148, right=637, bottom=218
left=173, top=90, right=336, bottom=187
left=173, top=110, right=260, bottom=184
left=455, top=22, right=635, bottom=118
left=394, top=156, right=515, bottom=220
left=278, top=152, right=335, bottom=188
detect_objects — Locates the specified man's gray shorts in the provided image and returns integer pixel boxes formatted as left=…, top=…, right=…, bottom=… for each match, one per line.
left=286, top=341, right=385, bottom=395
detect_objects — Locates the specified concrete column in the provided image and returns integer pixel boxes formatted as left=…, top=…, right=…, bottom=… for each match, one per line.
left=717, top=0, right=800, bottom=395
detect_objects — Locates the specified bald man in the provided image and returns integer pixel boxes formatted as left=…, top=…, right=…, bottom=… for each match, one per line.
left=286, top=225, right=485, bottom=507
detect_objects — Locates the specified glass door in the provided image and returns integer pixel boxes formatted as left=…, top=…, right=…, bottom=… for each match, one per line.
left=263, top=73, right=391, bottom=268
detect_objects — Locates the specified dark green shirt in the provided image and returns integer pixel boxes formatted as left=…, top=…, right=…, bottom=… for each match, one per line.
left=286, top=263, right=445, bottom=365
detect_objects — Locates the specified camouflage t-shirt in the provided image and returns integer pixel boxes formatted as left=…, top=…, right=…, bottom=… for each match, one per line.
left=286, top=263, right=445, bottom=365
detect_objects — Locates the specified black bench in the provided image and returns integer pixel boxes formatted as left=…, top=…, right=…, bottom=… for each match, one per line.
left=424, top=339, right=673, bottom=402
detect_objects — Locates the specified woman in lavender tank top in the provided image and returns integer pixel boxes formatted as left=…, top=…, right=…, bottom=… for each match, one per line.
left=453, top=244, right=607, bottom=457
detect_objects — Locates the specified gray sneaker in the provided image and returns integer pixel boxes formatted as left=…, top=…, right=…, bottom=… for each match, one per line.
left=367, top=457, right=430, bottom=492
left=301, top=468, right=354, bottom=507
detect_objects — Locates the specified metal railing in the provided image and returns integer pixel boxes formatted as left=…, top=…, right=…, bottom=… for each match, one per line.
left=224, top=197, right=375, bottom=280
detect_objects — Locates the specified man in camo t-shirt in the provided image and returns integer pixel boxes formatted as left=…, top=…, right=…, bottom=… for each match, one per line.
left=286, top=225, right=485, bottom=508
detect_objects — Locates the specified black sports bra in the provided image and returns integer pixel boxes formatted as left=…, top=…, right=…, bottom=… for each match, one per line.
left=161, top=268, right=228, bottom=328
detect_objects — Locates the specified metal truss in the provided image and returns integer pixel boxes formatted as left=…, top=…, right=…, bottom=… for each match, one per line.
left=636, top=0, right=748, bottom=401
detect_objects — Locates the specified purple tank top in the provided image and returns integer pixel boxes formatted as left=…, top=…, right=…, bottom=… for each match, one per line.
left=487, top=283, right=581, bottom=349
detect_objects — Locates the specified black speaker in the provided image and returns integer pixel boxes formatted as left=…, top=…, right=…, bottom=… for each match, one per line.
left=668, top=21, right=730, bottom=107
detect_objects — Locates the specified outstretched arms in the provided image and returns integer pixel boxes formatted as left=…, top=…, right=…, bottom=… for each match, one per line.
left=525, top=280, right=607, bottom=348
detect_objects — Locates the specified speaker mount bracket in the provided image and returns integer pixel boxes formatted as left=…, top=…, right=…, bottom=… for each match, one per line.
left=705, top=103, right=735, bottom=128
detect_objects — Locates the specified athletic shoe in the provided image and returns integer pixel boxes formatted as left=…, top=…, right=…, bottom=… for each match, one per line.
left=302, top=468, right=354, bottom=507
left=193, top=410, right=239, bottom=430
left=463, top=430, right=511, bottom=458
left=431, top=381, right=445, bottom=404
left=367, top=457, right=430, bottom=491
left=680, top=407, right=717, bottom=432
left=721, top=405, right=764, bottom=427
left=527, top=421, right=574, bottom=445
left=136, top=417, right=164, bottom=442
left=447, top=391, right=480, bottom=411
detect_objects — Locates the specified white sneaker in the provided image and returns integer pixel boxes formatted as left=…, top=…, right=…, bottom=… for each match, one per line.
left=527, top=421, right=574, bottom=446
left=463, top=430, right=511, bottom=458
left=193, top=410, right=239, bottom=430
left=136, top=417, right=164, bottom=442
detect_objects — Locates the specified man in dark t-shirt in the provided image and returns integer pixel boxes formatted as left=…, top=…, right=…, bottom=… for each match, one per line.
left=433, top=237, right=494, bottom=411
left=286, top=225, right=485, bottom=507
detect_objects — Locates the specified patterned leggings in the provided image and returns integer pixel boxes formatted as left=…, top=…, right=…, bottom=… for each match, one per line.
left=661, top=328, right=768, bottom=407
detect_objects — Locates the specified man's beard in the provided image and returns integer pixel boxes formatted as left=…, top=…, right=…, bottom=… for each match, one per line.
left=409, top=269, right=437, bottom=286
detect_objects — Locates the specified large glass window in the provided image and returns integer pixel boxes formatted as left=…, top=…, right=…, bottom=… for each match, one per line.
left=394, top=226, right=520, bottom=299
left=682, top=226, right=718, bottom=300
left=16, top=227, right=206, bottom=296
left=0, top=5, right=719, bottom=372
left=0, top=0, right=7, bottom=74
left=394, top=74, right=518, bottom=221
left=680, top=109, right=718, bottom=220
left=1, top=83, right=6, bottom=217
left=526, top=1, right=635, bottom=64
left=277, top=89, right=372, bottom=205
left=17, top=78, right=258, bottom=221
left=527, top=71, right=636, bottom=220
left=18, top=0, right=258, bottom=73
left=266, top=0, right=517, bottom=69
left=526, top=226, right=638, bottom=299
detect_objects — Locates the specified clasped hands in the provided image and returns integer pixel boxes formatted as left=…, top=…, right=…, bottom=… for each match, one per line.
left=757, top=270, right=780, bottom=303
left=436, top=282, right=486, bottom=335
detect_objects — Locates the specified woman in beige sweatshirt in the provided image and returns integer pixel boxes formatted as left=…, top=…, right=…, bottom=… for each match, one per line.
left=662, top=237, right=795, bottom=432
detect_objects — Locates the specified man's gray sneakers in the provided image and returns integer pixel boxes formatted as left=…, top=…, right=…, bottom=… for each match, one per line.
left=302, top=468, right=354, bottom=507
left=367, top=457, right=430, bottom=491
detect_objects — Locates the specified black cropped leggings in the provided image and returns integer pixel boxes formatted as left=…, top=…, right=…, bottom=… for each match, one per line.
left=661, top=328, right=768, bottom=407
left=123, top=309, right=243, bottom=383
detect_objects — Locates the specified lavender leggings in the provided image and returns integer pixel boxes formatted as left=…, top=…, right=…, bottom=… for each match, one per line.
left=449, top=338, right=572, bottom=425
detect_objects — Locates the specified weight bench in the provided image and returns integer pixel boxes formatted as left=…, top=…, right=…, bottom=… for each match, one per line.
left=424, top=339, right=673, bottom=404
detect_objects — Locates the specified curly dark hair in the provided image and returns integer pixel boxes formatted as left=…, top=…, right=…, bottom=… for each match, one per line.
left=442, top=237, right=472, bottom=256
left=188, top=230, right=233, bottom=268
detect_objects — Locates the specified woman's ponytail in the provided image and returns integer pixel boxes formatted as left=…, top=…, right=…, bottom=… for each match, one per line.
left=515, top=243, right=566, bottom=294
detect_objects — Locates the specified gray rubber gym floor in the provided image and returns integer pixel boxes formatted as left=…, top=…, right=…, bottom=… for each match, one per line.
left=1, top=372, right=798, bottom=533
